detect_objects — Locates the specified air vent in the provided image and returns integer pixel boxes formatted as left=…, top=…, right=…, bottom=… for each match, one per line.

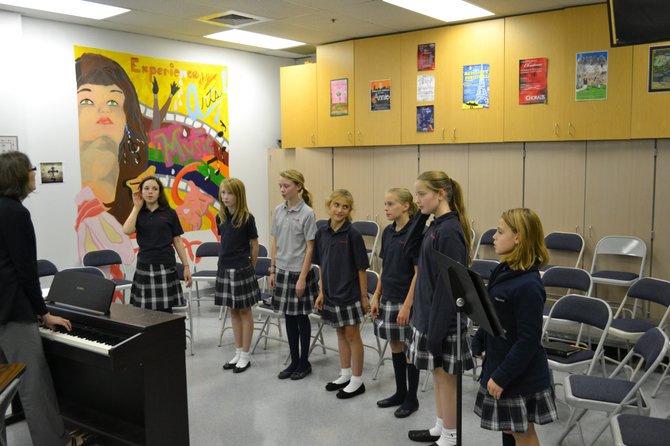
left=199, top=10, right=268, bottom=28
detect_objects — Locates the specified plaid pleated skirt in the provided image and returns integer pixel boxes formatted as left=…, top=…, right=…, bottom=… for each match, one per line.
left=321, top=300, right=365, bottom=328
left=272, top=268, right=319, bottom=315
left=373, top=300, right=410, bottom=341
left=474, top=386, right=558, bottom=432
left=214, top=265, right=261, bottom=309
left=130, top=263, right=184, bottom=310
left=405, top=325, right=474, bottom=372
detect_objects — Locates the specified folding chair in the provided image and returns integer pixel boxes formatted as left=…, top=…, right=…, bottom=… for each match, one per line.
left=542, top=231, right=585, bottom=271
left=82, top=249, right=133, bottom=302
left=590, top=235, right=647, bottom=290
left=59, top=266, right=105, bottom=277
left=470, top=259, right=499, bottom=282
left=174, top=262, right=194, bottom=355
left=473, top=228, right=497, bottom=260
left=191, top=242, right=219, bottom=306
left=250, top=259, right=289, bottom=355
left=541, top=266, right=593, bottom=317
left=542, top=295, right=612, bottom=386
left=558, top=327, right=668, bottom=446
left=258, top=244, right=268, bottom=258
left=352, top=220, right=380, bottom=269
left=611, top=414, right=670, bottom=446
left=37, top=259, right=58, bottom=293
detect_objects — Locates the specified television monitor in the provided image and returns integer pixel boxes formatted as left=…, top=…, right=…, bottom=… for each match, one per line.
left=608, top=0, right=670, bottom=47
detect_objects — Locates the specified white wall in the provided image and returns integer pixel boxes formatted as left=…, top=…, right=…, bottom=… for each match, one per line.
left=0, top=11, right=291, bottom=269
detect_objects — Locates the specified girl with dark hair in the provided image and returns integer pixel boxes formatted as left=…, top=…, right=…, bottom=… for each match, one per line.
left=122, top=176, right=192, bottom=312
left=0, top=151, right=71, bottom=445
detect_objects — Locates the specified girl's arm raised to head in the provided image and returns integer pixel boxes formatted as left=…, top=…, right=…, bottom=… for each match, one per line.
left=249, top=238, right=259, bottom=270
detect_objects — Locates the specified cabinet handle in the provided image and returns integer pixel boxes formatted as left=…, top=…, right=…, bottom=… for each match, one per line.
left=568, top=122, right=575, bottom=136
left=311, top=134, right=316, bottom=144
left=347, top=131, right=353, bottom=142
left=588, top=226, right=593, bottom=238
left=357, top=131, right=362, bottom=143
left=441, top=128, right=445, bottom=141
left=452, top=128, right=456, bottom=142
left=554, top=123, right=560, bottom=136
left=575, top=225, right=579, bottom=233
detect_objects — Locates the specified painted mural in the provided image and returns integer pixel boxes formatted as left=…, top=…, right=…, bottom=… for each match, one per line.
left=74, top=46, right=228, bottom=277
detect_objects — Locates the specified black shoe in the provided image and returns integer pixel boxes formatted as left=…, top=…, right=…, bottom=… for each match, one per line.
left=278, top=364, right=297, bottom=380
left=376, top=394, right=405, bottom=408
left=222, top=361, right=237, bottom=370
left=336, top=383, right=366, bottom=399
left=408, top=430, right=440, bottom=442
left=394, top=400, right=419, bottom=418
left=290, top=363, right=312, bottom=380
left=232, top=362, right=250, bottom=373
left=325, top=380, right=350, bottom=391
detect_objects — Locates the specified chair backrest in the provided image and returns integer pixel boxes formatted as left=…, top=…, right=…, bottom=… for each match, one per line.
left=473, top=228, right=497, bottom=260
left=614, top=277, right=670, bottom=325
left=547, top=294, right=612, bottom=331
left=470, top=227, right=476, bottom=252
left=59, top=266, right=105, bottom=277
left=82, top=249, right=123, bottom=267
left=471, top=259, right=499, bottom=281
left=175, top=262, right=185, bottom=281
left=366, top=269, right=379, bottom=296
left=629, top=327, right=668, bottom=373
left=316, top=219, right=328, bottom=230
left=255, top=257, right=271, bottom=279
left=590, top=235, right=647, bottom=276
left=37, top=259, right=58, bottom=277
left=194, top=241, right=219, bottom=259
left=352, top=220, right=380, bottom=264
left=544, top=231, right=585, bottom=267
left=258, top=244, right=268, bottom=258
left=542, top=267, right=593, bottom=295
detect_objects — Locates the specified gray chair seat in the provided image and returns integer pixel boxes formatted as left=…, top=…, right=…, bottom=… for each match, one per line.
left=612, top=414, right=670, bottom=446
left=568, top=375, right=635, bottom=404
left=610, top=318, right=655, bottom=333
left=592, top=270, right=639, bottom=281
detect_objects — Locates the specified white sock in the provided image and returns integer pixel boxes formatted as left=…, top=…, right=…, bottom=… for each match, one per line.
left=229, top=348, right=242, bottom=364
left=429, top=418, right=444, bottom=436
left=236, top=351, right=250, bottom=368
left=436, top=428, right=457, bottom=446
left=342, top=375, right=363, bottom=393
left=332, top=368, right=352, bottom=385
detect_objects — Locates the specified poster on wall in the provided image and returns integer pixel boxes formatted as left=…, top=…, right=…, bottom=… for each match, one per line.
left=417, top=43, right=435, bottom=71
left=40, top=162, right=64, bottom=184
left=575, top=50, right=608, bottom=101
left=462, top=64, right=490, bottom=109
left=370, top=79, right=391, bottom=111
left=0, top=136, right=18, bottom=153
left=73, top=46, right=229, bottom=278
left=519, top=58, right=548, bottom=104
left=649, top=45, right=670, bottom=92
left=417, top=74, right=435, bottom=102
left=330, top=78, right=349, bottom=116
left=416, top=105, right=434, bottom=132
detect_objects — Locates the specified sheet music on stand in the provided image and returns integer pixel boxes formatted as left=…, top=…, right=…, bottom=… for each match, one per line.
left=432, top=248, right=505, bottom=446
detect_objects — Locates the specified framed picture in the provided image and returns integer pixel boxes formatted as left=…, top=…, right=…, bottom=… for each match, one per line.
left=330, top=78, right=349, bottom=116
left=0, top=135, right=18, bottom=153
left=40, top=162, right=64, bottom=184
left=649, top=45, right=670, bottom=92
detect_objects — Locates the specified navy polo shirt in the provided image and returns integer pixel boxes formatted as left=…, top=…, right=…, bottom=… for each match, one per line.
left=217, top=210, right=258, bottom=269
left=379, top=218, right=416, bottom=303
left=412, top=212, right=467, bottom=335
left=313, top=220, right=369, bottom=306
left=136, top=206, right=184, bottom=265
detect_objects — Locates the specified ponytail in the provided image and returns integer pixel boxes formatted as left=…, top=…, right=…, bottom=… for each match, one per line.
left=301, top=186, right=313, bottom=208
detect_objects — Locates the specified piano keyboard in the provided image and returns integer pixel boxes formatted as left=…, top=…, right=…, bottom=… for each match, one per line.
left=39, top=323, right=126, bottom=356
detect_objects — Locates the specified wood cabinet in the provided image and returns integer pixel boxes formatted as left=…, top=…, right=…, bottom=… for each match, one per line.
left=504, top=10, right=568, bottom=141
left=317, top=41, right=355, bottom=146
left=280, top=64, right=317, bottom=148
left=354, top=35, right=402, bottom=146
left=371, top=146, right=419, bottom=223
left=333, top=147, right=375, bottom=219
left=631, top=42, right=670, bottom=139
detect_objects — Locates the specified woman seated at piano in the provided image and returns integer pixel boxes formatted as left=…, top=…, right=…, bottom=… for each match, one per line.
left=0, top=151, right=72, bottom=445
left=123, top=176, right=192, bottom=312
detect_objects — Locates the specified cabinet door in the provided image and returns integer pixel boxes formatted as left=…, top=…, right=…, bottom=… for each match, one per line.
left=504, top=10, right=567, bottom=141
left=651, top=140, right=670, bottom=318
left=372, top=146, right=419, bottom=226
left=418, top=144, right=469, bottom=202
left=468, top=143, right=524, bottom=233
left=280, top=64, right=317, bottom=148
left=583, top=140, right=654, bottom=275
left=631, top=42, right=670, bottom=138
left=317, top=41, right=355, bottom=146
left=333, top=147, right=375, bottom=220
left=400, top=29, right=448, bottom=144
left=564, top=4, right=632, bottom=140
left=354, top=35, right=402, bottom=146
left=294, top=148, right=333, bottom=221
left=444, top=19, right=505, bottom=143
left=524, top=141, right=586, bottom=246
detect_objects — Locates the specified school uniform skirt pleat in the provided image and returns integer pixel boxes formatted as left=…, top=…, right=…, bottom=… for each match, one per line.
left=321, top=300, right=365, bottom=328
left=272, top=268, right=318, bottom=315
left=214, top=265, right=261, bottom=309
left=473, top=386, right=558, bottom=432
left=131, top=263, right=184, bottom=310
left=373, top=299, right=409, bottom=341
left=405, top=325, right=474, bottom=372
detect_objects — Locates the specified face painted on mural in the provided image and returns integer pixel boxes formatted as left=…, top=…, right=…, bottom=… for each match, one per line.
left=77, top=83, right=127, bottom=203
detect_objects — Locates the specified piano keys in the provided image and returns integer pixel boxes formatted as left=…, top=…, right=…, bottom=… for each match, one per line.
left=41, top=303, right=190, bottom=446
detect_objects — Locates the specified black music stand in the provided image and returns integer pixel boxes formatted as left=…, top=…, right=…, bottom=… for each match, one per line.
left=432, top=248, right=505, bottom=446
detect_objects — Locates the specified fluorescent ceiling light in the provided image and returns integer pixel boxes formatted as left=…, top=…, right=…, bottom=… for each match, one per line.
left=0, top=0, right=129, bottom=20
left=383, top=0, right=494, bottom=23
left=204, top=29, right=305, bottom=50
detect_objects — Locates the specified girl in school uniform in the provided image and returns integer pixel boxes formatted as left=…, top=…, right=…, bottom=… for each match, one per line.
left=473, top=208, right=557, bottom=446
left=269, top=169, right=320, bottom=380
left=314, top=189, right=370, bottom=399
left=123, top=176, right=192, bottom=312
left=217, top=178, right=261, bottom=373
left=405, top=171, right=473, bottom=446
left=370, top=188, right=421, bottom=418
